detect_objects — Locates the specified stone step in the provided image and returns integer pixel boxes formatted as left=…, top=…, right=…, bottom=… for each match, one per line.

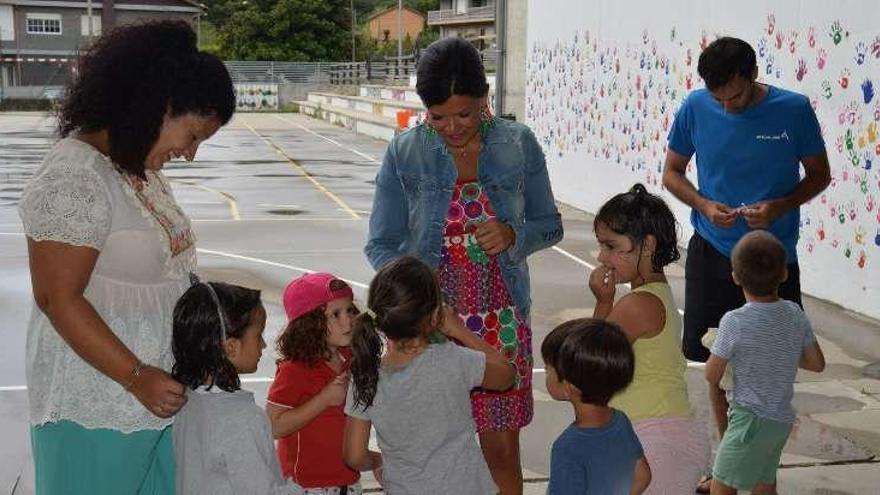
left=359, top=84, right=423, bottom=104
left=307, top=92, right=424, bottom=121
left=297, top=100, right=398, bottom=142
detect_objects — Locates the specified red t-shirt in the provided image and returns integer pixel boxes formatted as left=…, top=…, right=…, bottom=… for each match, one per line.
left=267, top=349, right=358, bottom=488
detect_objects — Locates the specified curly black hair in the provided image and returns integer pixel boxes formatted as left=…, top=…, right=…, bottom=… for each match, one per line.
left=172, top=282, right=262, bottom=392
left=58, top=20, right=235, bottom=178
left=594, top=183, right=681, bottom=272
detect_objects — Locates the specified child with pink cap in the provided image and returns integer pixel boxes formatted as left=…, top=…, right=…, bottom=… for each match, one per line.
left=266, top=273, right=382, bottom=495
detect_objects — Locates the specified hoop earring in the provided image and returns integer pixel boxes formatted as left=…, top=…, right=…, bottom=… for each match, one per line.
left=479, top=102, right=494, bottom=137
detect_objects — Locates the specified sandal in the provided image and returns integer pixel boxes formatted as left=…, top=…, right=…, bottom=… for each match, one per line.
left=695, top=475, right=712, bottom=494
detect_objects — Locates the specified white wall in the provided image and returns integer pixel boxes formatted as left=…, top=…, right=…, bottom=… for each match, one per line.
left=525, top=0, right=880, bottom=319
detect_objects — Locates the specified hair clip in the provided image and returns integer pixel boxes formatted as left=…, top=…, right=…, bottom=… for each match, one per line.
left=364, top=307, right=378, bottom=321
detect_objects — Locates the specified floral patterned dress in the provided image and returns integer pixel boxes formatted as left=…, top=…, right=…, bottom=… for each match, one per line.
left=438, top=180, right=534, bottom=432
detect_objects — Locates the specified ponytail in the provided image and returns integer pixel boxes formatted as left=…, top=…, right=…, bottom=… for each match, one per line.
left=594, top=183, right=680, bottom=272
left=351, top=311, right=382, bottom=409
left=348, top=257, right=442, bottom=409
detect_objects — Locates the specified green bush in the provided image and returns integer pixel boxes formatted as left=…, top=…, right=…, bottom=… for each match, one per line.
left=0, top=99, right=55, bottom=111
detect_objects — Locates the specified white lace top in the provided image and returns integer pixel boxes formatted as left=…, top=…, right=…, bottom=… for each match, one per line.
left=19, top=138, right=197, bottom=433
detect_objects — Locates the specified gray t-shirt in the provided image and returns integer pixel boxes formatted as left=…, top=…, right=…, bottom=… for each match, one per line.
left=173, top=387, right=303, bottom=495
left=711, top=300, right=816, bottom=423
left=345, top=342, right=496, bottom=494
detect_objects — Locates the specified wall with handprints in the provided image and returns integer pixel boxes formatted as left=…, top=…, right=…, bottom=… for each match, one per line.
left=234, top=83, right=279, bottom=111
left=525, top=0, right=880, bottom=319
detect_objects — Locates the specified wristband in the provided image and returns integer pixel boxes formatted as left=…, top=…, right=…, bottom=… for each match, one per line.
left=123, top=361, right=145, bottom=391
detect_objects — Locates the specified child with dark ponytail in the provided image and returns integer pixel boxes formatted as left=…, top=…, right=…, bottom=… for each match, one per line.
left=588, top=184, right=710, bottom=494
left=343, top=256, right=515, bottom=494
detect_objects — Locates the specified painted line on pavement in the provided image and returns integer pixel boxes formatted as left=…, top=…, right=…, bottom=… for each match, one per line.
left=272, top=114, right=381, bottom=164
left=173, top=181, right=241, bottom=220
left=551, top=245, right=685, bottom=316
left=197, top=248, right=369, bottom=289
left=236, top=115, right=361, bottom=220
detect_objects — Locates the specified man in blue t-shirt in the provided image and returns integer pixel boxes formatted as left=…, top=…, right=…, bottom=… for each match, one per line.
left=662, top=37, right=830, bottom=471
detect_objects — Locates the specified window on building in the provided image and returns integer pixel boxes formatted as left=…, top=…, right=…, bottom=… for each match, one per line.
left=80, top=14, right=101, bottom=36
left=26, top=13, right=62, bottom=35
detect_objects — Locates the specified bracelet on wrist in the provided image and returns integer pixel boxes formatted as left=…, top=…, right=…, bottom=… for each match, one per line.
left=123, top=361, right=145, bottom=391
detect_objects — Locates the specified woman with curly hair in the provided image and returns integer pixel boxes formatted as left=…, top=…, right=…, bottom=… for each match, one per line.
left=18, top=20, right=234, bottom=494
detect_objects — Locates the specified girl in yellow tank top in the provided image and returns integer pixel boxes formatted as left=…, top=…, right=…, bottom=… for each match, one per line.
left=588, top=184, right=710, bottom=495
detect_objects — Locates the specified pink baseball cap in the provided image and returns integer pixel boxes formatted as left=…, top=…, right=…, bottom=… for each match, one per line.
left=282, top=272, right=354, bottom=322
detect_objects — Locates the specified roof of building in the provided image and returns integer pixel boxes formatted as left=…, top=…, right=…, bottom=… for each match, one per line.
left=0, top=0, right=204, bottom=10
left=366, top=5, right=426, bottom=22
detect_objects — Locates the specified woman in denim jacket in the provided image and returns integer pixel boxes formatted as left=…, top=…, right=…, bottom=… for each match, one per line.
left=364, top=37, right=563, bottom=494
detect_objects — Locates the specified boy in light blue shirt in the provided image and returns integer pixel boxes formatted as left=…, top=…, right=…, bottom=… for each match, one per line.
left=705, top=231, right=825, bottom=494
left=542, top=318, right=650, bottom=494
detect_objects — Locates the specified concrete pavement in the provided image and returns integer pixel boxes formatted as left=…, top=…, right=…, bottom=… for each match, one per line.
left=1, top=112, right=878, bottom=494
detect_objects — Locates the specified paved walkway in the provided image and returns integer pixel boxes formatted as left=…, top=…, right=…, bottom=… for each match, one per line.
left=1, top=112, right=878, bottom=494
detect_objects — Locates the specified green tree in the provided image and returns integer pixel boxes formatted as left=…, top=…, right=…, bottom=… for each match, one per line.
left=217, top=0, right=351, bottom=61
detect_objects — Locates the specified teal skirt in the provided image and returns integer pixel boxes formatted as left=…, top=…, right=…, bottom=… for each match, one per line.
left=31, top=420, right=174, bottom=495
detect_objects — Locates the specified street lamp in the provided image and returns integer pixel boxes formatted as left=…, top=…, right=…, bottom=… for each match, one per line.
left=397, top=0, right=402, bottom=61
left=350, top=0, right=355, bottom=62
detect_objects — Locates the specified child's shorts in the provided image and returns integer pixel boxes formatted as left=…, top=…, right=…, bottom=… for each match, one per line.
left=303, top=482, right=362, bottom=495
left=712, top=405, right=792, bottom=490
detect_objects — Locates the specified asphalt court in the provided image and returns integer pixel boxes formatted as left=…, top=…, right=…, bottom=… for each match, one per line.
left=1, top=112, right=878, bottom=493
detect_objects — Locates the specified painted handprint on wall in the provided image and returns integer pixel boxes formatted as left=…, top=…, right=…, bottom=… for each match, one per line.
left=830, top=20, right=844, bottom=45
left=840, top=68, right=851, bottom=89
left=757, top=37, right=768, bottom=58
left=796, top=59, right=808, bottom=81
left=822, top=80, right=833, bottom=99
left=862, top=79, right=875, bottom=104
left=855, top=42, right=867, bottom=65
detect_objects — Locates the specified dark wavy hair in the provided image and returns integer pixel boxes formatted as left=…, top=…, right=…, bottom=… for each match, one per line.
left=350, top=256, right=442, bottom=409
left=58, top=20, right=235, bottom=178
left=276, top=306, right=331, bottom=367
left=416, top=37, right=489, bottom=107
left=698, top=37, right=757, bottom=91
left=731, top=230, right=787, bottom=297
left=545, top=318, right=634, bottom=406
left=594, top=183, right=680, bottom=273
left=172, top=282, right=262, bottom=392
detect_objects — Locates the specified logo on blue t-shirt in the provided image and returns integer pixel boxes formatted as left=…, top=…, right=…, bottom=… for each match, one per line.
left=756, top=130, right=790, bottom=141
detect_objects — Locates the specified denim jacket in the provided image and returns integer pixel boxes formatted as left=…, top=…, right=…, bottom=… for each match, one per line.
left=365, top=117, right=564, bottom=317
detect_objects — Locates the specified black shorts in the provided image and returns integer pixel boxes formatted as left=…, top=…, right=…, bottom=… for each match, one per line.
left=682, top=232, right=802, bottom=362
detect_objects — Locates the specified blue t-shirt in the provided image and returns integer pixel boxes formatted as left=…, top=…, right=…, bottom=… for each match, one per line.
left=711, top=300, right=816, bottom=423
left=548, top=410, right=644, bottom=494
left=667, top=86, right=825, bottom=261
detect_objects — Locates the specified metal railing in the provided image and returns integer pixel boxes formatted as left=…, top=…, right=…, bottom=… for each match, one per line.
left=427, top=5, right=495, bottom=25
left=223, top=61, right=331, bottom=84
left=223, top=60, right=416, bottom=87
